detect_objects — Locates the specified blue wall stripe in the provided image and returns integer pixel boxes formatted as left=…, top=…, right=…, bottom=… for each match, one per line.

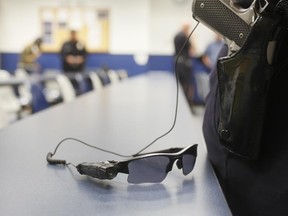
left=148, top=55, right=174, bottom=72
left=1, top=53, right=20, bottom=73
left=0, top=52, right=211, bottom=104
left=0, top=53, right=174, bottom=77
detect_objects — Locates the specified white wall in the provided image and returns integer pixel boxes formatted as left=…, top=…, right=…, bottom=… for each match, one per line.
left=108, top=0, right=150, bottom=54
left=0, top=0, right=215, bottom=55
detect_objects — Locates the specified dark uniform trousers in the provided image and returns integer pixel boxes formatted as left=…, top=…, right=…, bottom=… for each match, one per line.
left=203, top=38, right=288, bottom=216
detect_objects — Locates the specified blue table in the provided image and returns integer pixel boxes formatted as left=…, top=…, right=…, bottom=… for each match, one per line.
left=0, top=71, right=231, bottom=216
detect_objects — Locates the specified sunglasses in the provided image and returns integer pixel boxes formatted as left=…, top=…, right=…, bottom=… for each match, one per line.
left=76, top=144, right=197, bottom=184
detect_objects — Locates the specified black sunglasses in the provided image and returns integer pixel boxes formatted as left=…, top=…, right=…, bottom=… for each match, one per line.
left=75, top=144, right=197, bottom=184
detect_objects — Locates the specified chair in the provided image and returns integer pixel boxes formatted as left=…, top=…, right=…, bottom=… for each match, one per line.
left=43, top=70, right=76, bottom=103
left=30, top=83, right=50, bottom=113
left=56, top=74, right=76, bottom=103
left=88, top=72, right=103, bottom=91
left=117, top=69, right=128, bottom=80
left=67, top=73, right=91, bottom=95
left=96, top=69, right=111, bottom=86
left=107, top=70, right=120, bottom=84
left=0, top=70, right=21, bottom=127
left=43, top=70, right=62, bottom=104
left=14, top=68, right=33, bottom=116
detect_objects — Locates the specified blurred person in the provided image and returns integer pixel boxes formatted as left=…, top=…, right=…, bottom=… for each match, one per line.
left=202, top=34, right=224, bottom=70
left=19, top=37, right=43, bottom=74
left=173, top=21, right=195, bottom=109
left=191, top=55, right=211, bottom=105
left=192, top=34, right=223, bottom=103
left=60, top=30, right=87, bottom=73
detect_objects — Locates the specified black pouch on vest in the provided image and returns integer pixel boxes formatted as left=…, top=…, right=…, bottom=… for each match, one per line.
left=217, top=14, right=282, bottom=160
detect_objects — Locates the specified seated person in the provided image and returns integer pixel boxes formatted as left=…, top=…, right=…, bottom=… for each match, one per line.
left=19, top=37, right=43, bottom=74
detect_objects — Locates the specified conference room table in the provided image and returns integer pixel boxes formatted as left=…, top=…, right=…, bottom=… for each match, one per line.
left=0, top=71, right=232, bottom=216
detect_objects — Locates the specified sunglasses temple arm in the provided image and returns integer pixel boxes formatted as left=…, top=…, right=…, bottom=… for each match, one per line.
left=133, top=147, right=183, bottom=157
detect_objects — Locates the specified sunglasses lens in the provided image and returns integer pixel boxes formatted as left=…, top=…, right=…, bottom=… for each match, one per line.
left=182, top=154, right=196, bottom=175
left=127, top=156, right=170, bottom=184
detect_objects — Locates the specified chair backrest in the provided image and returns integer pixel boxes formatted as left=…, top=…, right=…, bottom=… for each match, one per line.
left=96, top=69, right=110, bottom=86
left=0, top=70, right=21, bottom=124
left=117, top=69, right=128, bottom=80
left=0, top=69, right=10, bottom=79
left=107, top=70, right=120, bottom=84
left=42, top=70, right=61, bottom=103
left=56, top=74, right=76, bottom=103
left=73, top=73, right=90, bottom=95
left=30, top=83, right=49, bottom=113
left=89, top=72, right=103, bottom=91
left=0, top=70, right=21, bottom=112
left=14, top=68, right=33, bottom=105
left=14, top=68, right=29, bottom=78
left=43, top=80, right=61, bottom=103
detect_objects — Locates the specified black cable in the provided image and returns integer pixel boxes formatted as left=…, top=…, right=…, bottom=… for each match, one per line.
left=134, top=21, right=199, bottom=155
left=47, top=22, right=200, bottom=163
left=48, top=137, right=132, bottom=160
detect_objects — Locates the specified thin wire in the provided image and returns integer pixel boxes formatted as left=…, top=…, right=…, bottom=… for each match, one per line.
left=49, top=22, right=200, bottom=160
left=51, top=137, right=132, bottom=158
left=134, top=21, right=199, bottom=155
left=66, top=162, right=77, bottom=168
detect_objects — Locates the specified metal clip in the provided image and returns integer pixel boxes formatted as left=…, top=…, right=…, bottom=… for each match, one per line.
left=259, top=0, right=269, bottom=13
